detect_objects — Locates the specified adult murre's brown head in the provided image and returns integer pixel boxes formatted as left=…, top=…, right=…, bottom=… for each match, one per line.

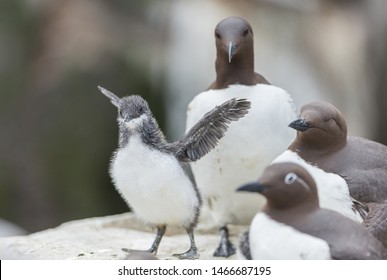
left=288, top=101, right=347, bottom=152
left=215, top=16, right=254, bottom=64
left=237, top=162, right=319, bottom=210
left=211, top=16, right=269, bottom=89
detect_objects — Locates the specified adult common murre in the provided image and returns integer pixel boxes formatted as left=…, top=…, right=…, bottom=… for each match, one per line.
left=288, top=101, right=387, bottom=204
left=186, top=16, right=296, bottom=257
left=288, top=100, right=387, bottom=248
left=238, top=163, right=387, bottom=260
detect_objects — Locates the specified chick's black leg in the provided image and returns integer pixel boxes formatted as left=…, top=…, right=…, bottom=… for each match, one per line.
left=148, top=225, right=166, bottom=255
left=173, top=227, right=199, bottom=259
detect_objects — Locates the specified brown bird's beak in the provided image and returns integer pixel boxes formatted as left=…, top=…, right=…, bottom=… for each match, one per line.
left=227, top=41, right=238, bottom=63
left=237, top=182, right=266, bottom=193
left=289, top=119, right=311, bottom=132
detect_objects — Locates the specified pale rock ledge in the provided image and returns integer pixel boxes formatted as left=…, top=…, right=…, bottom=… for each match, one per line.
left=0, top=213, right=245, bottom=260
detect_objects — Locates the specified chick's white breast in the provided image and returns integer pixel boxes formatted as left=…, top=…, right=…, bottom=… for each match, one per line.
left=111, top=135, right=199, bottom=227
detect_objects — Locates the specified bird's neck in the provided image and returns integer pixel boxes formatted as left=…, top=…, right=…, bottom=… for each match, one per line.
left=288, top=137, right=347, bottom=165
left=266, top=202, right=319, bottom=224
left=213, top=55, right=256, bottom=89
left=118, top=125, right=131, bottom=148
left=118, top=119, right=166, bottom=150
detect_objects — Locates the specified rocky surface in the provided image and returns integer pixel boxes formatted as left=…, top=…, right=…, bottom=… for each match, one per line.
left=0, top=213, right=246, bottom=260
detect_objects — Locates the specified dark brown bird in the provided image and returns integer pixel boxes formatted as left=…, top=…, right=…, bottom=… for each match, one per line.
left=288, top=101, right=387, bottom=248
left=288, top=101, right=387, bottom=204
left=238, top=163, right=387, bottom=260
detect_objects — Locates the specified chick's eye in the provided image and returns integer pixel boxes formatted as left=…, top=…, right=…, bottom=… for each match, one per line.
left=215, top=31, right=221, bottom=39
left=243, top=29, right=249, bottom=36
left=284, top=172, right=297, bottom=185
left=119, top=109, right=124, bottom=118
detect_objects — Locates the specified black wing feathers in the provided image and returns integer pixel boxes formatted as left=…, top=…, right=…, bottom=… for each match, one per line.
left=174, top=98, right=251, bottom=162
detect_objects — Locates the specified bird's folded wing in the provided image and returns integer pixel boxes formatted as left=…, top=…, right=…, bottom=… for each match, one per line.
left=363, top=201, right=387, bottom=249
left=352, top=198, right=369, bottom=220
left=172, top=98, right=251, bottom=162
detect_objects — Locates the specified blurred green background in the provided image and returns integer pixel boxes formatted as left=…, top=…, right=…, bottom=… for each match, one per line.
left=1, top=0, right=386, bottom=234
left=0, top=0, right=169, bottom=232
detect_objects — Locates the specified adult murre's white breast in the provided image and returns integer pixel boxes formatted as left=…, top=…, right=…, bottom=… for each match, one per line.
left=111, top=134, right=199, bottom=227
left=249, top=213, right=331, bottom=260
left=272, top=150, right=363, bottom=222
left=186, top=84, right=297, bottom=225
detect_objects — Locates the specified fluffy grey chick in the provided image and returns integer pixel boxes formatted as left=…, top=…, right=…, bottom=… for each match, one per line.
left=98, top=86, right=250, bottom=259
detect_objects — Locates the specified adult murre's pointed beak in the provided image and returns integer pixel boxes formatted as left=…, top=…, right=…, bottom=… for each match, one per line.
left=289, top=119, right=312, bottom=132
left=237, top=182, right=266, bottom=193
left=227, top=41, right=238, bottom=63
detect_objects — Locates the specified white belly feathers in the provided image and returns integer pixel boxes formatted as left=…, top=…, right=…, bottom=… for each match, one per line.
left=186, top=84, right=297, bottom=225
left=111, top=135, right=199, bottom=227
left=249, top=213, right=331, bottom=260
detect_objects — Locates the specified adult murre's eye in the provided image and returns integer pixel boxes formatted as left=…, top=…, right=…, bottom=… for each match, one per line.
left=284, top=172, right=297, bottom=185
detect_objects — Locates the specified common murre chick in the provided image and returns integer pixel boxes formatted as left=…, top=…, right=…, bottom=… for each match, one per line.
left=99, top=86, right=250, bottom=259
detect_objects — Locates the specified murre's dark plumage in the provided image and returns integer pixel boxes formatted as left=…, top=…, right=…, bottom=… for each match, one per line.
left=186, top=16, right=296, bottom=257
left=209, top=16, right=269, bottom=90
left=288, top=101, right=387, bottom=249
left=237, top=163, right=387, bottom=260
left=288, top=101, right=387, bottom=203
left=99, top=86, right=251, bottom=259
left=363, top=201, right=387, bottom=248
